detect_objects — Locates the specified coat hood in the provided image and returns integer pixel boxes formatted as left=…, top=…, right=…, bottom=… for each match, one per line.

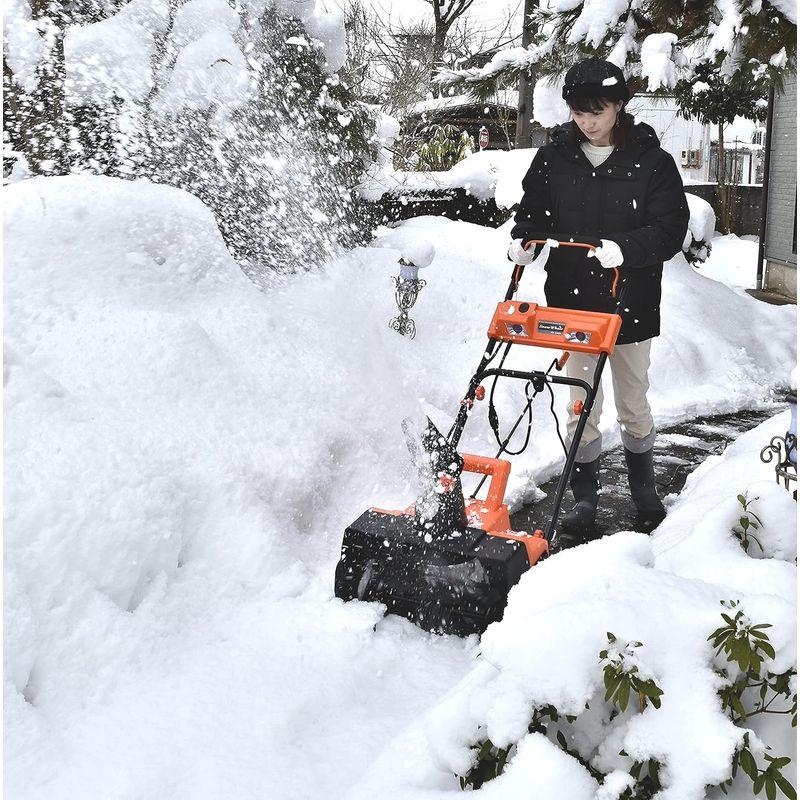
left=550, top=120, right=660, bottom=153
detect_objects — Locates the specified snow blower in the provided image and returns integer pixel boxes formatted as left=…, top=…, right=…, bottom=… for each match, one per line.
left=335, top=235, right=624, bottom=636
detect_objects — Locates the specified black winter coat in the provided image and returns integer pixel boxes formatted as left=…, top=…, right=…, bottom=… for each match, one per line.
left=511, top=121, right=690, bottom=344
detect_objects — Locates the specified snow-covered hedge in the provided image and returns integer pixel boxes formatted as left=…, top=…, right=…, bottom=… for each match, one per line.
left=361, top=144, right=716, bottom=265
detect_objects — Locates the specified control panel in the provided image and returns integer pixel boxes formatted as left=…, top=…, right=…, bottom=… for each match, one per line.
left=487, top=302, right=622, bottom=355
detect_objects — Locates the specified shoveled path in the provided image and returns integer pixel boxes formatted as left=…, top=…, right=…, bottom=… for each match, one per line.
left=510, top=406, right=784, bottom=545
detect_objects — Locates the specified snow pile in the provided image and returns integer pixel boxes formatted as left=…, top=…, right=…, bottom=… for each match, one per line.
left=349, top=414, right=797, bottom=799
left=4, top=175, right=481, bottom=798
left=5, top=176, right=796, bottom=798
left=694, top=233, right=760, bottom=289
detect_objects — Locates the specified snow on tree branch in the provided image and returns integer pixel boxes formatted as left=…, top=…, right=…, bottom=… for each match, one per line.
left=433, top=0, right=796, bottom=101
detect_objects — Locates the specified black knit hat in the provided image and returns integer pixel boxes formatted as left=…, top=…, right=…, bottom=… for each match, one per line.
left=562, top=58, right=630, bottom=103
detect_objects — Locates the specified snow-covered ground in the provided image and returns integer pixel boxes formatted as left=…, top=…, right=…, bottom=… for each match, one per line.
left=5, top=175, right=796, bottom=798
left=696, top=234, right=761, bottom=290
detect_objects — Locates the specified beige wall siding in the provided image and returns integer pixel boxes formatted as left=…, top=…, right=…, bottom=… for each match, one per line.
left=765, top=72, right=797, bottom=270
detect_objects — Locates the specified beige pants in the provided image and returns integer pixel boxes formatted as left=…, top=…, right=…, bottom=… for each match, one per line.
left=565, top=339, right=655, bottom=463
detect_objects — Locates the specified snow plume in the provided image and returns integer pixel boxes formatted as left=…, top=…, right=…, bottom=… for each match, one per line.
left=3, top=0, right=46, bottom=93
left=49, top=0, right=373, bottom=280
left=144, top=5, right=372, bottom=279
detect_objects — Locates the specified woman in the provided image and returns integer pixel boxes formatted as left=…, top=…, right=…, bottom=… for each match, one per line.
left=509, top=57, right=689, bottom=531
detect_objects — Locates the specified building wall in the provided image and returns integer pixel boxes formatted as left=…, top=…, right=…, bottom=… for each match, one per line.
left=627, top=96, right=710, bottom=181
left=764, top=72, right=797, bottom=300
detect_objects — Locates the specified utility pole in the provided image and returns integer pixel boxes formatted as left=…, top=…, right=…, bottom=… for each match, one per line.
left=514, top=0, right=536, bottom=149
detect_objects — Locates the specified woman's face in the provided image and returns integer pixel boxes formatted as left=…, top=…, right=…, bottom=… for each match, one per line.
left=571, top=100, right=623, bottom=146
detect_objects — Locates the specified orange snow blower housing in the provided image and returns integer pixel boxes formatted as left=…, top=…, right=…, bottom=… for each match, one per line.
left=334, top=237, right=624, bottom=636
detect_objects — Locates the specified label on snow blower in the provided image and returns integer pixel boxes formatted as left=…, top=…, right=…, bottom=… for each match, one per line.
left=537, top=320, right=565, bottom=336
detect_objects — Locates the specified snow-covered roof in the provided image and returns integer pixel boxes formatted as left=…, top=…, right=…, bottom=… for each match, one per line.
left=399, top=89, right=519, bottom=118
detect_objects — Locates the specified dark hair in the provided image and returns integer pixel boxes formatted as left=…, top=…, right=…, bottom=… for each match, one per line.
left=567, top=96, right=634, bottom=149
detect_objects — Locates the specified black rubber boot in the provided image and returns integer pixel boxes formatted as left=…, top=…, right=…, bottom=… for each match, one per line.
left=560, top=458, right=600, bottom=531
left=624, top=447, right=666, bottom=528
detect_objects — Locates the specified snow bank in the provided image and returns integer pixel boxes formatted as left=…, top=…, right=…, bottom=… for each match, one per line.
left=5, top=176, right=795, bottom=798
left=694, top=233, right=760, bottom=289
left=349, top=414, right=797, bottom=799
left=5, top=175, right=479, bottom=798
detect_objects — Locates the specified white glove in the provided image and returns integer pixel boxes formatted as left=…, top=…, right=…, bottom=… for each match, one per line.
left=591, top=239, right=624, bottom=269
left=507, top=239, right=535, bottom=266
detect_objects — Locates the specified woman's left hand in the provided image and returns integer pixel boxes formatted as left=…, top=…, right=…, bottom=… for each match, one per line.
left=591, top=240, right=624, bottom=269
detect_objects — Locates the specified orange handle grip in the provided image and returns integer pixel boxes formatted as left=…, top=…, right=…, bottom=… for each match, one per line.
left=460, top=454, right=511, bottom=512
left=523, top=239, right=597, bottom=251
left=524, top=240, right=619, bottom=298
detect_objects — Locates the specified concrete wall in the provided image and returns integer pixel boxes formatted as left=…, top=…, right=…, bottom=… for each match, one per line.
left=683, top=184, right=764, bottom=236
left=764, top=73, right=797, bottom=300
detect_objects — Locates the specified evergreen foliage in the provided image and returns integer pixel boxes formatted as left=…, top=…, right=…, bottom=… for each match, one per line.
left=730, top=493, right=765, bottom=554
left=415, top=123, right=474, bottom=171
left=710, top=600, right=797, bottom=799
left=457, top=610, right=796, bottom=797
left=435, top=0, right=795, bottom=101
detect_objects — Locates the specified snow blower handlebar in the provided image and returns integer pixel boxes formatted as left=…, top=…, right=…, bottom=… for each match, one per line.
left=515, top=235, right=620, bottom=300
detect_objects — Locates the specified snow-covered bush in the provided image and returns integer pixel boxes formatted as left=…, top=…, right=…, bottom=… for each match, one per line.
left=457, top=609, right=795, bottom=799
left=363, top=145, right=715, bottom=267
left=683, top=191, right=715, bottom=266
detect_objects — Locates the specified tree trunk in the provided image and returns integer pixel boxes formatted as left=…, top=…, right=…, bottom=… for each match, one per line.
left=514, top=0, right=537, bottom=149
left=431, top=25, right=448, bottom=84
left=716, top=120, right=730, bottom=234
